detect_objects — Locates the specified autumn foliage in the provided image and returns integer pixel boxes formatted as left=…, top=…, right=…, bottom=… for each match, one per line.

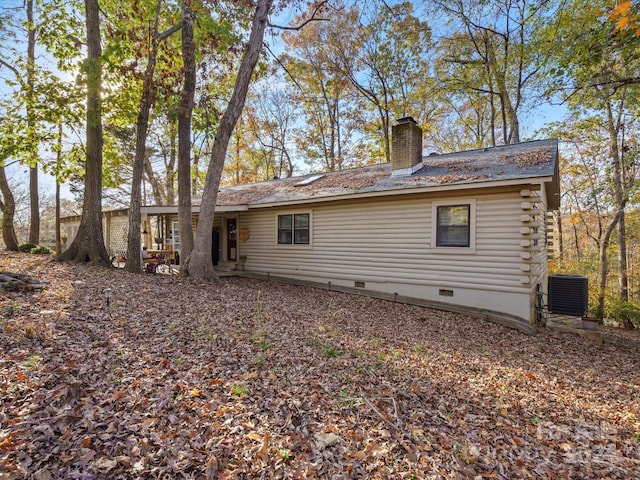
left=610, top=0, right=640, bottom=35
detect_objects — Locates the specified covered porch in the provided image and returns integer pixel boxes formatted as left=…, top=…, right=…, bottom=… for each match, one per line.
left=60, top=204, right=247, bottom=269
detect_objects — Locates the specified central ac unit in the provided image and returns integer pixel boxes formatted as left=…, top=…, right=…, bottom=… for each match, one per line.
left=547, top=274, right=588, bottom=316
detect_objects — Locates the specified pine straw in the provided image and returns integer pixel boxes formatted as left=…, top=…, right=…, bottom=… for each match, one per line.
left=1, top=252, right=639, bottom=479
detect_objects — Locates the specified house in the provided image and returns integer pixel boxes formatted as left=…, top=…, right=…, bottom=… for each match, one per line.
left=62, top=118, right=559, bottom=332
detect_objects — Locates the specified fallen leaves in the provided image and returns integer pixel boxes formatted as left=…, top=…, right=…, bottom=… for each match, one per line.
left=1, top=251, right=639, bottom=479
left=313, top=432, right=340, bottom=451
left=499, top=148, right=553, bottom=168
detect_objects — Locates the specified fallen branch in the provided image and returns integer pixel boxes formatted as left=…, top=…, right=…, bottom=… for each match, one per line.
left=361, top=395, right=417, bottom=444
left=0, top=272, right=44, bottom=292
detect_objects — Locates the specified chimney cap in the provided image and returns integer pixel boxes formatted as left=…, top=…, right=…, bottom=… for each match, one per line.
left=396, top=116, right=417, bottom=125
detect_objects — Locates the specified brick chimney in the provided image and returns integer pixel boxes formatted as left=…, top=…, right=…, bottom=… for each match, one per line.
left=391, top=117, right=423, bottom=176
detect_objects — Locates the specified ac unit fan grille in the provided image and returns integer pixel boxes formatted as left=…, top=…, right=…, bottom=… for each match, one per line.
left=548, top=275, right=588, bottom=316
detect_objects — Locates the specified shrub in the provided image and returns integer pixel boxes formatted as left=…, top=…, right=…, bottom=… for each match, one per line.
left=30, top=245, right=52, bottom=255
left=18, top=243, right=37, bottom=253
left=605, top=297, right=640, bottom=327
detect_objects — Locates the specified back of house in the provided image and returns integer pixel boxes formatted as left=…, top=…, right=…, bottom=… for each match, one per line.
left=62, top=118, right=559, bottom=332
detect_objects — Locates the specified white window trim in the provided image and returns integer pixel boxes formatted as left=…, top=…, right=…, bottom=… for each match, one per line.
left=275, top=211, right=313, bottom=248
left=431, top=199, right=476, bottom=254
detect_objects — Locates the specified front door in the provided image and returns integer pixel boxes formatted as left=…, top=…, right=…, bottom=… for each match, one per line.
left=226, top=218, right=237, bottom=261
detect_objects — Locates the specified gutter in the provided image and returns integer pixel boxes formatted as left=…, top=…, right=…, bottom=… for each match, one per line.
left=140, top=205, right=248, bottom=215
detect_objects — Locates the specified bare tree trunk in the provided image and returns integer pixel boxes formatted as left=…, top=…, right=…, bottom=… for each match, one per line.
left=125, top=1, right=162, bottom=273
left=604, top=93, right=632, bottom=328
left=192, top=153, right=200, bottom=196
left=166, top=126, right=177, bottom=205
left=143, top=155, right=164, bottom=204
left=55, top=182, right=61, bottom=255
left=28, top=168, right=39, bottom=244
left=0, top=165, right=19, bottom=251
left=184, top=0, right=273, bottom=280
left=618, top=210, right=629, bottom=298
left=554, top=210, right=563, bottom=261
left=177, top=0, right=196, bottom=267
left=615, top=129, right=629, bottom=312
left=27, top=0, right=39, bottom=244
left=55, top=123, right=62, bottom=255
left=596, top=209, right=623, bottom=320
left=615, top=194, right=632, bottom=329
left=493, top=64, right=520, bottom=144
left=382, top=110, right=391, bottom=164
left=488, top=92, right=496, bottom=147
left=58, top=0, right=109, bottom=265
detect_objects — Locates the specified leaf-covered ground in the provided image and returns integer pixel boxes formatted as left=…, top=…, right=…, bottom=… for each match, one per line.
left=1, top=252, right=639, bottom=479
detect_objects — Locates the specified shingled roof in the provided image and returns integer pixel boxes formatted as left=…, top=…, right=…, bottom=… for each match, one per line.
left=216, top=138, right=559, bottom=209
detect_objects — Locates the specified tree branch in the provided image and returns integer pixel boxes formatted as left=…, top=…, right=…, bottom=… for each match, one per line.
left=0, top=58, right=21, bottom=80
left=442, top=56, right=485, bottom=66
left=268, top=0, right=329, bottom=30
left=157, top=22, right=183, bottom=41
left=264, top=43, right=304, bottom=91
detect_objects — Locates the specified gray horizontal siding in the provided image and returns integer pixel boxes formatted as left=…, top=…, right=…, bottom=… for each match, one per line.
left=239, top=191, right=531, bottom=294
left=234, top=186, right=552, bottom=323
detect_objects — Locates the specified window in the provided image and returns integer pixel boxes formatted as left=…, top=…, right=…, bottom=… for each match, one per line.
left=436, top=204, right=470, bottom=247
left=278, top=213, right=310, bottom=245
